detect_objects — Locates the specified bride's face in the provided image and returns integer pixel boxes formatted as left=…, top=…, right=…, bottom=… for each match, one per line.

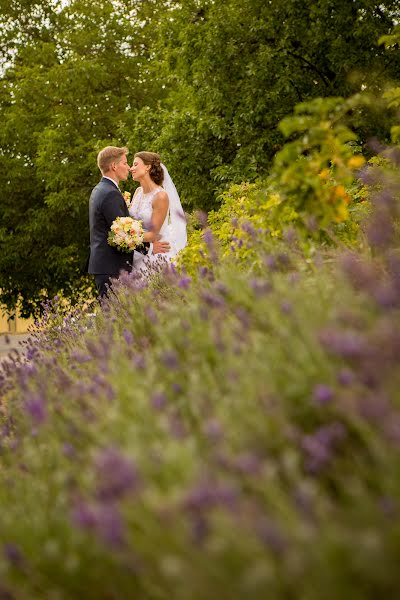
left=130, top=157, right=150, bottom=181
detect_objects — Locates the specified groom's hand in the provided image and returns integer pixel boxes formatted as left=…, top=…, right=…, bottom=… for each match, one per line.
left=153, top=240, right=170, bottom=254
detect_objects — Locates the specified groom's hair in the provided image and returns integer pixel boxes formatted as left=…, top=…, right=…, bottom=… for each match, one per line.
left=97, top=146, right=128, bottom=174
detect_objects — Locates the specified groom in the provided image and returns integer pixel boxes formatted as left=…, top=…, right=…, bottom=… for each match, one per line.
left=88, top=145, right=169, bottom=297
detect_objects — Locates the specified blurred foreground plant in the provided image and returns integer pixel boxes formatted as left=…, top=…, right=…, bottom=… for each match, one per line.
left=0, top=143, right=399, bottom=598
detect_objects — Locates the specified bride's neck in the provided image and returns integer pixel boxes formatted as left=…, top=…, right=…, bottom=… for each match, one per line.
left=141, top=175, right=158, bottom=194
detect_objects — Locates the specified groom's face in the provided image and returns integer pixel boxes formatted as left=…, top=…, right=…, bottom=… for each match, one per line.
left=114, top=154, right=130, bottom=182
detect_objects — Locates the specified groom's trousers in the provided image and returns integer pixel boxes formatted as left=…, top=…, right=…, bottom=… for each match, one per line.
left=94, top=274, right=113, bottom=298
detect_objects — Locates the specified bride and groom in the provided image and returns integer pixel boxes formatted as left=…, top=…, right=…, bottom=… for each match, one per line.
left=88, top=146, right=187, bottom=297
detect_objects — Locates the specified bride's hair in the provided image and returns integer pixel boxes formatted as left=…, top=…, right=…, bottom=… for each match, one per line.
left=135, top=151, right=164, bottom=185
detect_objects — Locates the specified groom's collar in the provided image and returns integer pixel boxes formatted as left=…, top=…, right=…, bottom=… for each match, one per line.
left=102, top=176, right=120, bottom=189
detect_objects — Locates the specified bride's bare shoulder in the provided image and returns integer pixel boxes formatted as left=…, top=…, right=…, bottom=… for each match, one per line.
left=153, top=189, right=169, bottom=205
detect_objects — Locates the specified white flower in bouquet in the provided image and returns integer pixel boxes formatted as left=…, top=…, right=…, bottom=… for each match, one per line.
left=108, top=216, right=144, bottom=253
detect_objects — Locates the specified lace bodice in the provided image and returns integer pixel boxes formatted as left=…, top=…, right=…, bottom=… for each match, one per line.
left=128, top=186, right=169, bottom=237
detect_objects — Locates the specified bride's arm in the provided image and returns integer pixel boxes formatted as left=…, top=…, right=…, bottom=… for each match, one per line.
left=143, top=191, right=169, bottom=243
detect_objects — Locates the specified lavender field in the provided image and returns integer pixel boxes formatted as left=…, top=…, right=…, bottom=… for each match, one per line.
left=0, top=137, right=399, bottom=598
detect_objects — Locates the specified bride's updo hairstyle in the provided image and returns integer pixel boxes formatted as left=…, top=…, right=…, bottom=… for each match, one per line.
left=135, top=151, right=164, bottom=185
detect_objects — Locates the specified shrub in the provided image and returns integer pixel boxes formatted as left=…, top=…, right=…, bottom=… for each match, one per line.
left=178, top=95, right=376, bottom=277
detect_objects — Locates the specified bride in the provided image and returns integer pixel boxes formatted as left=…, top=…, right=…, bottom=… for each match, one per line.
left=129, top=151, right=187, bottom=273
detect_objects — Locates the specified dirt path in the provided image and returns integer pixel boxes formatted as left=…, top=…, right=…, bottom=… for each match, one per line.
left=0, top=333, right=32, bottom=359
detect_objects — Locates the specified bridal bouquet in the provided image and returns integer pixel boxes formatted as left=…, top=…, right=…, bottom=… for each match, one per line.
left=108, top=216, right=144, bottom=253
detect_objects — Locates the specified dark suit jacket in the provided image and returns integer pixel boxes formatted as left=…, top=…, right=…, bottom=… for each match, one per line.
left=88, top=177, right=133, bottom=276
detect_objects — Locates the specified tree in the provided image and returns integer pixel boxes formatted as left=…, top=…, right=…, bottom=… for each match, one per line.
left=131, top=0, right=400, bottom=208
left=0, top=0, right=166, bottom=316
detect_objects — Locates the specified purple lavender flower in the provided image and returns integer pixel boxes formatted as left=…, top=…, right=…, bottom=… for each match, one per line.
left=337, top=368, right=355, bottom=386
left=319, top=328, right=367, bottom=360
left=235, top=307, right=251, bottom=329
left=183, top=481, right=237, bottom=513
left=90, top=375, right=115, bottom=401
left=172, top=383, right=183, bottom=394
left=386, top=146, right=400, bottom=167
left=197, top=210, right=208, bottom=228
left=264, top=253, right=291, bottom=272
left=133, top=355, right=146, bottom=370
left=25, top=395, right=47, bottom=425
left=94, top=448, right=139, bottom=501
left=213, top=282, right=228, bottom=296
left=199, top=266, right=208, bottom=278
left=178, top=276, right=191, bottom=290
left=63, top=443, right=76, bottom=458
left=203, top=228, right=214, bottom=246
left=280, top=300, right=292, bottom=315
left=85, top=338, right=107, bottom=359
left=72, top=501, right=125, bottom=547
left=371, top=137, right=389, bottom=154
left=71, top=351, right=92, bottom=364
left=264, top=254, right=277, bottom=270
left=301, top=434, right=331, bottom=473
left=340, top=252, right=377, bottom=292
left=26, top=346, right=39, bottom=361
left=387, top=250, right=400, bottom=292
left=162, top=350, right=179, bottom=370
left=3, top=543, right=24, bottom=568
left=250, top=278, right=272, bottom=296
left=190, top=514, right=209, bottom=545
left=283, top=227, right=298, bottom=245
left=233, top=452, right=263, bottom=475
left=122, top=329, right=134, bottom=345
left=375, top=188, right=396, bottom=211
left=373, top=283, right=398, bottom=309
left=72, top=501, right=98, bottom=530
left=16, top=363, right=37, bottom=390
left=293, top=488, right=315, bottom=520
left=144, top=306, right=158, bottom=324
left=241, top=221, right=256, bottom=235
left=151, top=392, right=167, bottom=410
left=96, top=503, right=125, bottom=547
left=302, top=422, right=346, bottom=474
left=383, top=413, right=400, bottom=445
left=305, top=215, right=318, bottom=233
left=203, top=419, right=223, bottom=442
left=313, top=384, right=334, bottom=405
left=366, top=210, right=395, bottom=250
left=357, top=393, right=390, bottom=422
left=201, top=291, right=225, bottom=309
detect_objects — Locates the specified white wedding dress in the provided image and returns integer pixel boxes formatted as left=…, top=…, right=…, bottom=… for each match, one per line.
left=129, top=186, right=174, bottom=272
left=128, top=164, right=187, bottom=275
